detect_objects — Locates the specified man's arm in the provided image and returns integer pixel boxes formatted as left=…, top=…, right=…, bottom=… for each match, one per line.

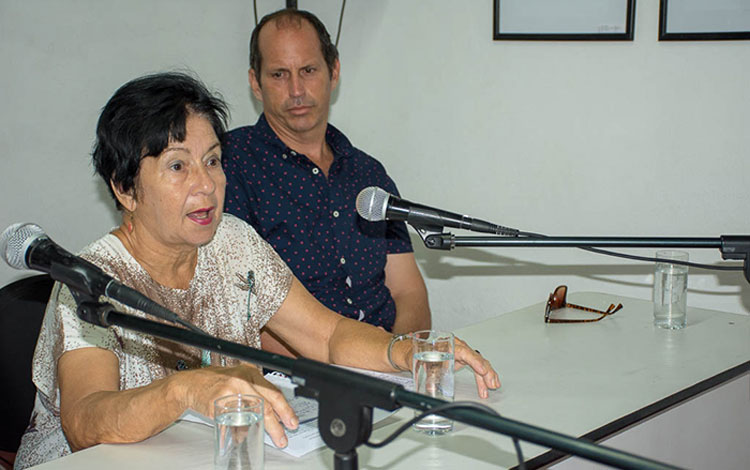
left=384, top=252, right=432, bottom=333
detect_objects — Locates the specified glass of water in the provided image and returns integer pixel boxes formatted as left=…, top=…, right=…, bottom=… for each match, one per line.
left=412, top=330, right=455, bottom=435
left=214, top=394, right=264, bottom=470
left=653, top=250, right=689, bottom=329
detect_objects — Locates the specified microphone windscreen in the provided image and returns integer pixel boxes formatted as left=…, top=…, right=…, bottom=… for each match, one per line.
left=1, top=223, right=44, bottom=270
left=356, top=186, right=390, bottom=221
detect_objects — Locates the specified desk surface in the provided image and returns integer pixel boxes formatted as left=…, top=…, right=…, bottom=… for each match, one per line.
left=32, top=292, right=750, bottom=470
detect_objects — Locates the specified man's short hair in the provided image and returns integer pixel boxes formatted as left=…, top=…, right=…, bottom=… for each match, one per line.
left=249, top=9, right=339, bottom=83
left=92, top=72, right=229, bottom=210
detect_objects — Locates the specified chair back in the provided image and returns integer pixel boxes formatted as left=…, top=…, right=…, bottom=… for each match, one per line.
left=0, top=274, right=54, bottom=463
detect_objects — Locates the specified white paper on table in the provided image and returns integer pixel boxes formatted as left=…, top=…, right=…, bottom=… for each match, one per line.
left=333, top=365, right=415, bottom=391
left=177, top=368, right=413, bottom=458
left=178, top=408, right=213, bottom=426
left=263, top=367, right=412, bottom=457
left=263, top=371, right=320, bottom=423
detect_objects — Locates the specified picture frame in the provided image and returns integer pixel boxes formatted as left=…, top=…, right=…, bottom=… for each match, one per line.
left=493, top=0, right=636, bottom=41
left=659, top=0, right=750, bottom=41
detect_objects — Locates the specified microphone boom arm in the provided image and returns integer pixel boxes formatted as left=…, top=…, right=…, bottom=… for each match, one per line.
left=412, top=226, right=750, bottom=284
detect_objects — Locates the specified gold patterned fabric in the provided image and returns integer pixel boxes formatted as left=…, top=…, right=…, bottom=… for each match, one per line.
left=15, top=214, right=292, bottom=469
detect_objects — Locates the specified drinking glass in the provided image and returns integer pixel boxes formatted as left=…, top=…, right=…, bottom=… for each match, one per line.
left=214, top=394, right=264, bottom=470
left=412, top=330, right=455, bottom=435
left=653, top=250, right=689, bottom=329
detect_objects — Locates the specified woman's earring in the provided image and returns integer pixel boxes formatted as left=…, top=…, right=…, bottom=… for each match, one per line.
left=126, top=212, right=134, bottom=233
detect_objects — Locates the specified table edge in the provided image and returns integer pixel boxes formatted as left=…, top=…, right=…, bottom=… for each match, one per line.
left=517, top=360, right=750, bottom=470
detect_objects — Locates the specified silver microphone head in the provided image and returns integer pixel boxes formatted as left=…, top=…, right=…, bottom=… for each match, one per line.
left=1, top=223, right=45, bottom=270
left=356, top=186, right=390, bottom=222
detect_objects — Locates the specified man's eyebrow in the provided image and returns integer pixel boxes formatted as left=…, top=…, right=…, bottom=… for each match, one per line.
left=266, top=65, right=289, bottom=72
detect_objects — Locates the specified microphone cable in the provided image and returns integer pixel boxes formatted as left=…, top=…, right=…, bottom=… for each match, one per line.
left=365, top=400, right=526, bottom=470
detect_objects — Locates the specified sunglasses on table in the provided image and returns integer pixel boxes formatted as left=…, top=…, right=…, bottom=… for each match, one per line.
left=544, top=285, right=623, bottom=323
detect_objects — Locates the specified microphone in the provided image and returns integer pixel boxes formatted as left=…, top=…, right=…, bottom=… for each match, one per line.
left=1, top=222, right=187, bottom=327
left=356, top=186, right=518, bottom=236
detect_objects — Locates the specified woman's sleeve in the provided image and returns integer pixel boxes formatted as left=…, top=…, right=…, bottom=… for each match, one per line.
left=32, top=281, right=123, bottom=407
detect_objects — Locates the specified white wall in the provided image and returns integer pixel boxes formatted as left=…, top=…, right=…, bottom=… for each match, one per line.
left=2, top=0, right=749, bottom=331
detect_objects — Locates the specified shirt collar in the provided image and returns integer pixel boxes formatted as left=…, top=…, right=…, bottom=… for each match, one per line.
left=255, top=113, right=355, bottom=161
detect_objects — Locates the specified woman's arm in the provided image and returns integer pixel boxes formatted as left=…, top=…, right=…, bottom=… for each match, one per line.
left=265, top=278, right=501, bottom=397
left=58, top=347, right=297, bottom=451
left=59, top=347, right=177, bottom=451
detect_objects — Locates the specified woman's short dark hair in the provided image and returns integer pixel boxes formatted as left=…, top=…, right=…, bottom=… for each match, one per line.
left=92, top=72, right=229, bottom=209
left=249, top=9, right=339, bottom=82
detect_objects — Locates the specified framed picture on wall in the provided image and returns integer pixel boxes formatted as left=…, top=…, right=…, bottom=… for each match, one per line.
left=659, top=0, right=750, bottom=40
left=493, top=0, right=636, bottom=41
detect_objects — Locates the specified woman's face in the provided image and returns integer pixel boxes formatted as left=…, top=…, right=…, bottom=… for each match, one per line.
left=129, top=113, right=226, bottom=252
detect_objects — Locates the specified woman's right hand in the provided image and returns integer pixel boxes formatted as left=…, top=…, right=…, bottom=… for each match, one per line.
left=176, top=364, right=298, bottom=447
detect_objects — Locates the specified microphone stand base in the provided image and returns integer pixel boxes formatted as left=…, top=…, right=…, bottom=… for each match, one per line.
left=334, top=451, right=358, bottom=470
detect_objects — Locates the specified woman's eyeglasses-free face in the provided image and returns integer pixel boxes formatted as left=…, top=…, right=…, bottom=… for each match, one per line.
left=544, top=285, right=623, bottom=323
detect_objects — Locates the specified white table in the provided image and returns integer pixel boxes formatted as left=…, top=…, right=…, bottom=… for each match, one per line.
left=32, top=292, right=750, bottom=469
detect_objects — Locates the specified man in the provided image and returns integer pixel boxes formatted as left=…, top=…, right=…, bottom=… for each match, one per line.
left=223, top=9, right=431, bottom=356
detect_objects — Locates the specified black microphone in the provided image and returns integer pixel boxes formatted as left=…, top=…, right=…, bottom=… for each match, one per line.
left=356, top=186, right=518, bottom=236
left=0, top=222, right=190, bottom=328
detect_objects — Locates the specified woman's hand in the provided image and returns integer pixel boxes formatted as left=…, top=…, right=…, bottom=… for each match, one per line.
left=453, top=337, right=500, bottom=398
left=393, top=334, right=500, bottom=399
left=177, top=364, right=298, bottom=447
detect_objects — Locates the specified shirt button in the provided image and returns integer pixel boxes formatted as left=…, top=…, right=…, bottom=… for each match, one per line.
left=312, top=168, right=320, bottom=175
left=332, top=210, right=340, bottom=218
left=282, top=153, right=288, bottom=159
left=340, top=257, right=346, bottom=265
left=290, top=150, right=297, bottom=156
left=346, top=298, right=353, bottom=305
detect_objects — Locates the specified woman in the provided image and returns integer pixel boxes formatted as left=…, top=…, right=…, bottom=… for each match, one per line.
left=15, top=72, right=499, bottom=468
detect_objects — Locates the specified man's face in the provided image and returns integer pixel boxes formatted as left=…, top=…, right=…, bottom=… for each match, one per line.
left=250, top=20, right=340, bottom=140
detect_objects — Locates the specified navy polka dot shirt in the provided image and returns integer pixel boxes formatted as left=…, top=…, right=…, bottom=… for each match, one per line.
left=222, top=114, right=413, bottom=331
